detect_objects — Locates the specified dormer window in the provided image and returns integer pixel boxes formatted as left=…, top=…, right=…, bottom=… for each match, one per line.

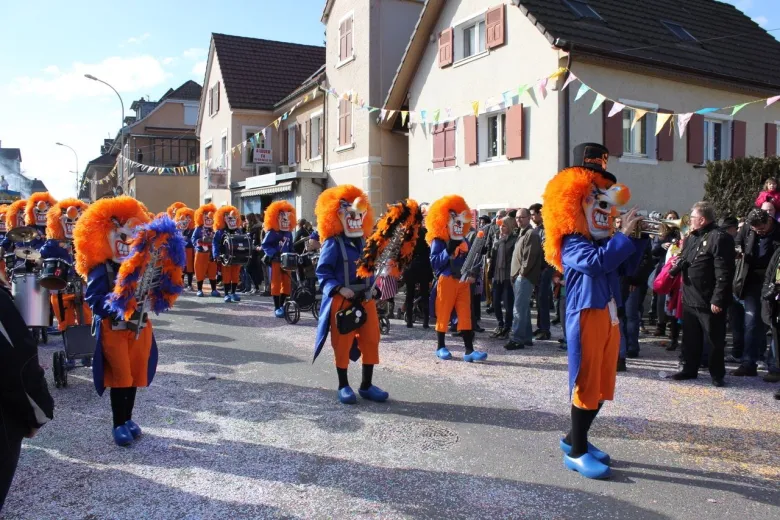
left=563, top=0, right=603, bottom=21
left=662, top=21, right=697, bottom=42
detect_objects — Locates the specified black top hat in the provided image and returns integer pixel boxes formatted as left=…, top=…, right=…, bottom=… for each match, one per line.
left=572, top=143, right=617, bottom=184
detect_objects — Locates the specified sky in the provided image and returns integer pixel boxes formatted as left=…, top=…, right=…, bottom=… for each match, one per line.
left=0, top=0, right=776, bottom=200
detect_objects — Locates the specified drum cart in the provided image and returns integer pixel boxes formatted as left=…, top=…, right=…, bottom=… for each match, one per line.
left=48, top=277, right=96, bottom=389
left=281, top=252, right=321, bottom=325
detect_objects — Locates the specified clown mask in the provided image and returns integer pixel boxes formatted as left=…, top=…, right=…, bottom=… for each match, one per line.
left=60, top=206, right=82, bottom=240
left=278, top=211, right=291, bottom=232
left=582, top=183, right=631, bottom=240
left=204, top=212, right=214, bottom=229
left=226, top=211, right=239, bottom=230
left=176, top=216, right=192, bottom=231
left=108, top=217, right=143, bottom=263
left=34, top=200, right=50, bottom=227
left=0, top=218, right=6, bottom=234
left=448, top=210, right=469, bottom=240
left=15, top=209, right=25, bottom=228
left=338, top=197, right=368, bottom=238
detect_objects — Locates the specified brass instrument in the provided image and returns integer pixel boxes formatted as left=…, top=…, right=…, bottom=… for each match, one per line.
left=130, top=247, right=163, bottom=338
left=460, top=228, right=487, bottom=282
left=623, top=211, right=690, bottom=238
left=368, top=224, right=405, bottom=296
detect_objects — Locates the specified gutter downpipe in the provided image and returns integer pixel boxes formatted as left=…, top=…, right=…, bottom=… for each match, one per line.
left=555, top=38, right=573, bottom=170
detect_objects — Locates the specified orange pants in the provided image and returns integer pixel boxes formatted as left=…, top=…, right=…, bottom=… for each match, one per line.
left=185, top=248, right=194, bottom=273
left=194, top=251, right=217, bottom=281
left=329, top=295, right=380, bottom=369
left=50, top=294, right=92, bottom=332
left=573, top=308, right=621, bottom=410
left=271, top=262, right=291, bottom=296
left=100, top=319, right=154, bottom=388
left=435, top=275, right=472, bottom=332
left=222, top=264, right=241, bottom=284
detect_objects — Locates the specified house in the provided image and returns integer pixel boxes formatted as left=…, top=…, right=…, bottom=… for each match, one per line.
left=197, top=33, right=325, bottom=219
left=321, top=0, right=424, bottom=208
left=382, top=0, right=780, bottom=215
left=83, top=151, right=118, bottom=202
left=0, top=143, right=30, bottom=198
left=116, top=80, right=202, bottom=213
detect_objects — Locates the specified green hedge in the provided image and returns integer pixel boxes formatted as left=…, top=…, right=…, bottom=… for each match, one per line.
left=705, top=156, right=780, bottom=219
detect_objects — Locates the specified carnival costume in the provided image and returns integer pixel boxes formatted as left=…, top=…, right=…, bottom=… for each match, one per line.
left=262, top=201, right=295, bottom=317
left=167, top=202, right=187, bottom=220
left=192, top=203, right=220, bottom=297
left=74, top=196, right=184, bottom=446
left=213, top=205, right=243, bottom=303
left=541, top=143, right=646, bottom=479
left=2, top=199, right=38, bottom=272
left=175, top=207, right=196, bottom=289
left=426, top=195, right=487, bottom=362
left=39, top=198, right=92, bottom=331
left=0, top=204, right=8, bottom=283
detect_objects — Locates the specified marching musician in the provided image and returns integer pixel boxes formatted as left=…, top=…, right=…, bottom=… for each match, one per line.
left=0, top=204, right=8, bottom=285
left=167, top=201, right=187, bottom=220
left=262, top=201, right=295, bottom=318
left=2, top=199, right=42, bottom=273
left=25, top=192, right=57, bottom=239
left=212, top=205, right=243, bottom=303
left=174, top=207, right=196, bottom=290
left=192, top=203, right=220, bottom=298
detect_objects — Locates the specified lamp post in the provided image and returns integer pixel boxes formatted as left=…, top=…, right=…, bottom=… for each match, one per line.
left=85, top=74, right=126, bottom=194
left=55, top=142, right=79, bottom=197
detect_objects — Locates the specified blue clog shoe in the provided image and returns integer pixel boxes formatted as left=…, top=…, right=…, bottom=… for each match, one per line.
left=463, top=350, right=488, bottom=363
left=125, top=420, right=142, bottom=439
left=358, top=385, right=389, bottom=402
left=113, top=425, right=133, bottom=447
left=196, top=290, right=205, bottom=297
left=211, top=290, right=221, bottom=297
left=559, top=438, right=611, bottom=465
left=436, top=347, right=453, bottom=360
left=224, top=295, right=233, bottom=303
left=564, top=453, right=612, bottom=479
left=274, top=307, right=285, bottom=318
left=338, top=386, right=357, bottom=404
left=231, top=293, right=241, bottom=302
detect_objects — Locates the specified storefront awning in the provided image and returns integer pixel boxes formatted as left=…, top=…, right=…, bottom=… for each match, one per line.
left=240, top=181, right=293, bottom=198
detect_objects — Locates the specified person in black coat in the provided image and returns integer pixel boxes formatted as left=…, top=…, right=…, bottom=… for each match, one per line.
left=618, top=240, right=656, bottom=366
left=0, top=287, right=54, bottom=511
left=403, top=227, right=433, bottom=328
left=759, top=247, right=780, bottom=397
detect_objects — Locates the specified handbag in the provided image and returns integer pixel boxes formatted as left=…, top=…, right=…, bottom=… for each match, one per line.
left=335, top=296, right=367, bottom=334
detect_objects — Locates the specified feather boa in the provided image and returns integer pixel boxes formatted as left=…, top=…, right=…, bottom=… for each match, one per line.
left=357, top=199, right=422, bottom=279
left=107, top=216, right=186, bottom=320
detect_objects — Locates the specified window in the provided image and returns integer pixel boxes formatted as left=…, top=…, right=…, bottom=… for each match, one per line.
left=310, top=114, right=322, bottom=159
left=338, top=98, right=352, bottom=147
left=662, top=21, right=697, bottom=42
left=704, top=119, right=727, bottom=162
left=288, top=124, right=297, bottom=165
left=243, top=128, right=269, bottom=167
left=184, top=105, right=198, bottom=125
left=454, top=15, right=486, bottom=62
left=564, top=0, right=603, bottom=20
left=204, top=145, right=212, bottom=177
left=221, top=135, right=227, bottom=168
left=622, top=109, right=647, bottom=157
left=432, top=122, right=457, bottom=169
left=208, top=82, right=220, bottom=116
left=486, top=113, right=506, bottom=159
left=338, top=13, right=354, bottom=64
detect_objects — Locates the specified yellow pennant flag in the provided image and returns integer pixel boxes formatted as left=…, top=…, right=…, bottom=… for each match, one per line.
left=273, top=119, right=280, bottom=130
left=655, top=113, right=673, bottom=136
left=304, top=94, right=310, bottom=103
left=631, top=109, right=648, bottom=129
left=401, top=111, right=408, bottom=126
left=471, top=101, right=479, bottom=116
left=548, top=67, right=566, bottom=81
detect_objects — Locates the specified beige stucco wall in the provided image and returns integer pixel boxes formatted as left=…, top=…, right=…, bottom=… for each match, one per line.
left=278, top=91, right=326, bottom=175
left=229, top=111, right=276, bottom=183
left=295, top=178, right=323, bottom=223
left=407, top=1, right=560, bottom=213
left=131, top=175, right=199, bottom=214
left=570, top=61, right=780, bottom=215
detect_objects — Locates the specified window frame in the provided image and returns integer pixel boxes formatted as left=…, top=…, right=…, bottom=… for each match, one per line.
left=336, top=94, right=355, bottom=152
left=336, top=11, right=356, bottom=69
left=310, top=112, right=323, bottom=161
left=662, top=20, right=697, bottom=42
left=287, top=123, right=298, bottom=166
left=220, top=130, right=228, bottom=169
left=184, top=103, right=198, bottom=126
left=703, top=113, right=733, bottom=162
left=453, top=11, right=488, bottom=64
left=431, top=121, right=457, bottom=171
left=617, top=99, right=659, bottom=165
left=563, top=0, right=603, bottom=21
left=241, top=126, right=270, bottom=169
left=204, top=142, right=212, bottom=178
left=622, top=108, right=648, bottom=158
left=480, top=110, right=507, bottom=163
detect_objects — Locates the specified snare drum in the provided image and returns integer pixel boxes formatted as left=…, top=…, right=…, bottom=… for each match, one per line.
left=220, top=234, right=251, bottom=266
left=39, top=258, right=71, bottom=291
left=281, top=252, right=300, bottom=271
left=12, top=272, right=51, bottom=327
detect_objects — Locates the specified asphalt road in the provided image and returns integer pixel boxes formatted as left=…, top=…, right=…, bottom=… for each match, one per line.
left=4, top=292, right=779, bottom=519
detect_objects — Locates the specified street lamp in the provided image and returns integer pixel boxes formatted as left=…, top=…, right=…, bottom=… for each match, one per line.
left=55, top=142, right=79, bottom=197
left=85, top=74, right=126, bottom=194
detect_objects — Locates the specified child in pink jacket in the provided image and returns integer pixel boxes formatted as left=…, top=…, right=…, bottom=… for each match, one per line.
left=653, top=242, right=684, bottom=352
left=756, top=177, right=780, bottom=213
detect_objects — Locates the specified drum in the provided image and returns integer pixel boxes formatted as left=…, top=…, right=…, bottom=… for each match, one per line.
left=12, top=272, right=51, bottom=327
left=40, top=258, right=71, bottom=291
left=221, top=234, right=251, bottom=266
left=281, top=252, right=300, bottom=271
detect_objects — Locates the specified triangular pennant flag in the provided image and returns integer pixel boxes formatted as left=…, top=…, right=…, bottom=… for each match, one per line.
left=731, top=102, right=748, bottom=116
left=517, top=84, right=529, bottom=98
left=631, top=109, right=648, bottom=129
left=537, top=78, right=548, bottom=100
left=561, top=72, right=578, bottom=91
left=420, top=110, right=427, bottom=123
left=444, top=108, right=451, bottom=120
left=262, top=127, right=267, bottom=140
left=549, top=67, right=566, bottom=81
left=575, top=83, right=591, bottom=101
left=368, top=107, right=379, bottom=114
left=608, top=102, right=625, bottom=118
left=379, top=109, right=387, bottom=121
left=433, top=109, right=441, bottom=123
left=282, top=112, right=288, bottom=121
left=767, top=95, right=780, bottom=107
left=471, top=101, right=479, bottom=116
left=695, top=107, right=719, bottom=115
left=401, top=111, right=408, bottom=126
left=677, top=113, right=694, bottom=137
left=273, top=119, right=280, bottom=130
left=304, top=94, right=310, bottom=103
left=502, top=91, right=514, bottom=107
left=388, top=110, right=397, bottom=120
left=590, top=93, right=606, bottom=114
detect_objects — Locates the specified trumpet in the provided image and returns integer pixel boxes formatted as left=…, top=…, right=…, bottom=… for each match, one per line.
left=620, top=211, right=690, bottom=238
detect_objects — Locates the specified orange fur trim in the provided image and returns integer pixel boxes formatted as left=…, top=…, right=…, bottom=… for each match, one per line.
left=45, top=198, right=89, bottom=240
left=263, top=201, right=296, bottom=232
left=314, top=185, right=374, bottom=240
left=0, top=205, right=7, bottom=223
left=194, top=203, right=218, bottom=227
left=166, top=202, right=187, bottom=219
left=155, top=212, right=166, bottom=219
left=174, top=207, right=195, bottom=230
left=73, top=196, right=150, bottom=278
left=214, top=205, right=239, bottom=230
left=5, top=200, right=27, bottom=230
left=425, top=195, right=471, bottom=243
left=24, top=192, right=57, bottom=226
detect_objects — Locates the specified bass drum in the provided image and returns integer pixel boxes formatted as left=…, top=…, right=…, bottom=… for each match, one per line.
left=12, top=273, right=51, bottom=327
left=39, top=258, right=71, bottom=291
left=221, top=234, right=251, bottom=266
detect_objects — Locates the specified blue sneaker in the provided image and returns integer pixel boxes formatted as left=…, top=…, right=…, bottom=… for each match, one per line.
left=196, top=290, right=205, bottom=297
left=224, top=295, right=233, bottom=303
left=274, top=307, right=285, bottom=318
left=231, top=293, right=241, bottom=302
left=113, top=425, right=133, bottom=447
left=564, top=453, right=611, bottom=479
left=436, top=347, right=453, bottom=360
left=559, top=438, right=611, bottom=464
left=463, top=350, right=488, bottom=363
left=211, top=290, right=220, bottom=297
left=338, top=386, right=357, bottom=404
left=358, top=385, right=389, bottom=402
left=125, top=420, right=142, bottom=439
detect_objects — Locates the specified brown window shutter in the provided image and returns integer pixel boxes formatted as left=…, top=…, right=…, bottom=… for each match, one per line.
left=438, top=28, right=453, bottom=68
left=338, top=100, right=346, bottom=146
left=346, top=17, right=353, bottom=57
left=602, top=102, right=623, bottom=157
left=731, top=120, right=747, bottom=159
left=208, top=88, right=213, bottom=116
left=305, top=120, right=311, bottom=160
left=486, top=4, right=506, bottom=49
left=687, top=114, right=705, bottom=164
left=344, top=100, right=352, bottom=143
left=339, top=20, right=346, bottom=61
left=506, top=104, right=525, bottom=160
left=656, top=108, right=674, bottom=161
left=319, top=117, right=324, bottom=155
left=295, top=126, right=301, bottom=164
left=283, top=128, right=289, bottom=165
left=444, top=122, right=457, bottom=167
left=215, top=82, right=220, bottom=113
left=432, top=125, right=445, bottom=168
left=766, top=123, right=778, bottom=157
left=463, top=115, right=478, bottom=165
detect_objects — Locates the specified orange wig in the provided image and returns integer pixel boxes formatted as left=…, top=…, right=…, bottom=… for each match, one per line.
left=264, top=201, right=296, bottom=233
left=174, top=207, right=195, bottom=230
left=166, top=202, right=187, bottom=219
left=25, top=192, right=57, bottom=227
left=73, top=196, right=151, bottom=278
left=194, top=203, right=218, bottom=227
left=46, top=198, right=89, bottom=240
left=425, top=195, right=471, bottom=244
left=0, top=205, right=7, bottom=227
left=214, top=205, right=240, bottom=231
left=314, top=185, right=374, bottom=241
left=5, top=200, right=27, bottom=230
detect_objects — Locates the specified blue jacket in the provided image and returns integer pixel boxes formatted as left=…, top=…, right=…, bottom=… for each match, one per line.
left=40, top=240, right=72, bottom=262
left=191, top=226, right=214, bottom=254
left=182, top=228, right=194, bottom=249
left=430, top=238, right=467, bottom=278
left=261, top=229, right=293, bottom=261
